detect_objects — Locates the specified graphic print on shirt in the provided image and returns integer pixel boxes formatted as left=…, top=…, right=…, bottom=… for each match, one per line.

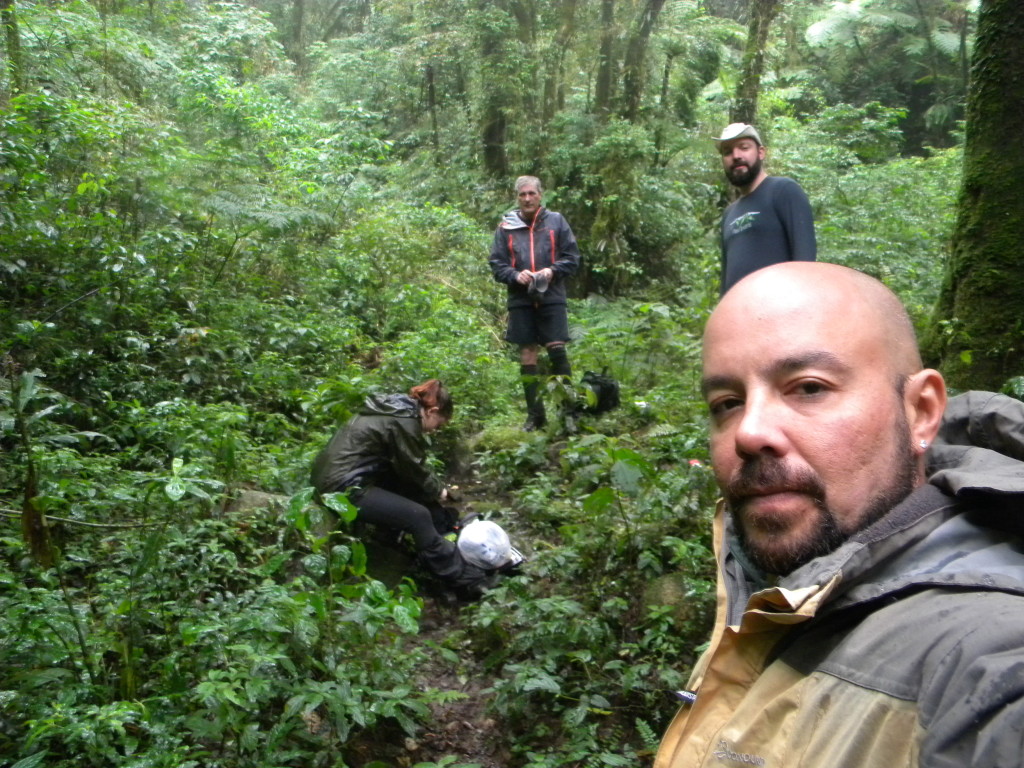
left=728, top=211, right=761, bottom=236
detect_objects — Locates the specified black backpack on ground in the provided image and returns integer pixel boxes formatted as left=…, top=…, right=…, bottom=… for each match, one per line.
left=579, top=369, right=621, bottom=415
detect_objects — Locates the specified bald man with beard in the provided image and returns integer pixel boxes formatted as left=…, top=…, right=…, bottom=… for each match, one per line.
left=656, top=262, right=1024, bottom=768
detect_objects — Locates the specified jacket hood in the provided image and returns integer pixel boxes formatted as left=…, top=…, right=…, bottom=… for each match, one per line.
left=927, top=390, right=1024, bottom=500
left=724, top=391, right=1024, bottom=623
left=360, top=393, right=420, bottom=419
left=500, top=208, right=545, bottom=230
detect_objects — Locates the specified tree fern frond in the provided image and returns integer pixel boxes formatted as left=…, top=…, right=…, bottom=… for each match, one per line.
left=643, top=423, right=686, bottom=439
left=203, top=188, right=330, bottom=231
left=931, top=30, right=963, bottom=58
left=635, top=717, right=659, bottom=750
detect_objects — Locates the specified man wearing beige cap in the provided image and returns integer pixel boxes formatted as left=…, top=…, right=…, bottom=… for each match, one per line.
left=713, top=122, right=816, bottom=295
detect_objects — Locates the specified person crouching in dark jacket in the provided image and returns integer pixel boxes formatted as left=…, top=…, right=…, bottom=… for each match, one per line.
left=310, top=379, right=489, bottom=597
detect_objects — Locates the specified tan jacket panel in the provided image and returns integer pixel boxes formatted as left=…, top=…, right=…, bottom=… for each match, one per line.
left=657, top=659, right=922, bottom=768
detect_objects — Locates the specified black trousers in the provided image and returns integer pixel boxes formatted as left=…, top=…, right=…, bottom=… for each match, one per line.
left=350, top=485, right=484, bottom=587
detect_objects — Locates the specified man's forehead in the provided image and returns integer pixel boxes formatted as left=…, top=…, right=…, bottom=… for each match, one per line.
left=720, top=137, right=760, bottom=153
left=710, top=265, right=869, bottom=332
left=704, top=263, right=921, bottom=380
left=703, top=300, right=893, bottom=392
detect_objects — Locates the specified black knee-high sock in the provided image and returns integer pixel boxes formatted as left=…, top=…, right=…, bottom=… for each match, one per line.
left=547, top=345, right=571, bottom=377
left=521, top=364, right=543, bottom=415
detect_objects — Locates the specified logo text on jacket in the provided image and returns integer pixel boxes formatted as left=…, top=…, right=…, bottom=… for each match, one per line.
left=713, top=740, right=766, bottom=767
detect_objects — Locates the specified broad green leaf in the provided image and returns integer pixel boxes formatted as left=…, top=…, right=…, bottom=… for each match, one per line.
left=286, top=487, right=316, bottom=532
left=11, top=752, right=48, bottom=768
left=583, top=486, right=616, bottom=514
left=350, top=540, right=367, bottom=576
left=611, top=459, right=644, bottom=496
left=164, top=477, right=187, bottom=501
left=522, top=672, right=561, bottom=694
left=322, top=491, right=358, bottom=523
left=392, top=605, right=419, bottom=634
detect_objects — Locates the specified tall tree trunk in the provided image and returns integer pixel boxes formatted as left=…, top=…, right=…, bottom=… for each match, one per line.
left=620, top=0, right=667, bottom=122
left=478, top=0, right=517, bottom=178
left=321, top=0, right=346, bottom=40
left=731, top=0, right=781, bottom=124
left=922, top=0, right=1024, bottom=390
left=425, top=62, right=440, bottom=159
left=290, top=0, right=306, bottom=71
left=321, top=0, right=370, bottom=41
left=481, top=102, right=509, bottom=178
left=653, top=49, right=678, bottom=165
left=508, top=0, right=535, bottom=45
left=593, top=0, right=616, bottom=119
left=542, top=0, right=578, bottom=123
left=0, top=0, right=22, bottom=97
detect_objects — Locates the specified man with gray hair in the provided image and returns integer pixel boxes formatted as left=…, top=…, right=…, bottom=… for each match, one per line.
left=489, top=175, right=581, bottom=431
left=657, top=261, right=1024, bottom=768
left=713, top=122, right=816, bottom=295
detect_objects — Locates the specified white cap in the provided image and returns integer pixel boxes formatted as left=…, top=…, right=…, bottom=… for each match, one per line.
left=458, top=519, right=520, bottom=570
left=712, top=122, right=762, bottom=150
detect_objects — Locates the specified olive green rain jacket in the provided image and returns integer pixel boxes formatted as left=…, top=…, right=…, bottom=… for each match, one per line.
left=309, top=393, right=443, bottom=500
left=656, top=391, right=1024, bottom=768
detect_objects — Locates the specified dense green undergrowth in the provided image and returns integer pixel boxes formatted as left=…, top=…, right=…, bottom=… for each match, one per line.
left=2, top=295, right=720, bottom=765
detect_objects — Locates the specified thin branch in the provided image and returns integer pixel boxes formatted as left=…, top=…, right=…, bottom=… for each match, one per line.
left=41, top=287, right=101, bottom=324
left=0, top=508, right=161, bottom=529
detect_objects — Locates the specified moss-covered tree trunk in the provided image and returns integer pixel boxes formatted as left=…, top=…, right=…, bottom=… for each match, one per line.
left=593, top=0, right=616, bottom=120
left=730, top=0, right=781, bottom=124
left=478, top=0, right=520, bottom=179
left=288, top=0, right=305, bottom=71
left=1, top=0, right=23, bottom=97
left=541, top=0, right=578, bottom=124
left=921, top=0, right=1024, bottom=391
left=620, top=0, right=667, bottom=122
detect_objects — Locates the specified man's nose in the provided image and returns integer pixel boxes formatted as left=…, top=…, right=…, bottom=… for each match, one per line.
left=732, top=394, right=788, bottom=458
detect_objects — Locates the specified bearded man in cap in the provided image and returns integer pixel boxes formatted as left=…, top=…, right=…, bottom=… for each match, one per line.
left=713, top=122, right=816, bottom=295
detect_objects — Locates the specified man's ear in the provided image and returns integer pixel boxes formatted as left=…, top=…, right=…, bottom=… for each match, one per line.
left=904, top=369, right=947, bottom=455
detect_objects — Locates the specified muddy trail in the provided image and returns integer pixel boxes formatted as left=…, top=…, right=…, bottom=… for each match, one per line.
left=342, top=473, right=524, bottom=767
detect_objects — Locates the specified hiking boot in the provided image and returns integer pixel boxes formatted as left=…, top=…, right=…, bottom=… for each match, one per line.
left=522, top=411, right=547, bottom=432
left=521, top=369, right=545, bottom=432
left=454, top=573, right=500, bottom=602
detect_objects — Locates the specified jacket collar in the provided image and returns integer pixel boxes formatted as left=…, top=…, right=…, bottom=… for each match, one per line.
left=500, top=207, right=545, bottom=230
left=722, top=391, right=1024, bottom=621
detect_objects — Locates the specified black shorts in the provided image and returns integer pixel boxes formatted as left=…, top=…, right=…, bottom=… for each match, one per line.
left=505, top=304, right=570, bottom=346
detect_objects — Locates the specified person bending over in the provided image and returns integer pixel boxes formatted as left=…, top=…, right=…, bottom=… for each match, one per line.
left=310, top=379, right=491, bottom=597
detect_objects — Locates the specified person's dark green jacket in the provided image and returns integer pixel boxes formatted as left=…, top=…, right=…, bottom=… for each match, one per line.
left=310, top=393, right=443, bottom=500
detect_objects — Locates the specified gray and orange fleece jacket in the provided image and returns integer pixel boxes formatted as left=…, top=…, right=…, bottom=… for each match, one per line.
left=488, top=207, right=580, bottom=308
